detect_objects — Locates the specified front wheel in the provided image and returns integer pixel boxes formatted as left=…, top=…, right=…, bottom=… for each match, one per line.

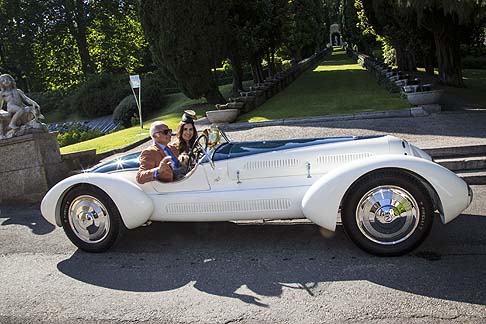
left=342, top=170, right=434, bottom=256
left=61, top=185, right=124, bottom=252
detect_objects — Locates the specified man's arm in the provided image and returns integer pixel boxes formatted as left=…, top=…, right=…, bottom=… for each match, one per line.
left=136, top=150, right=173, bottom=184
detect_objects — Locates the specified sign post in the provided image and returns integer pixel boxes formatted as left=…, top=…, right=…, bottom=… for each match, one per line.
left=129, top=75, right=142, bottom=129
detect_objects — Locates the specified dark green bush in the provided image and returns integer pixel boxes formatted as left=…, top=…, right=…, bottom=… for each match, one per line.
left=70, top=74, right=131, bottom=118
left=112, top=73, right=167, bottom=127
left=56, top=123, right=103, bottom=147
left=113, top=95, right=137, bottom=127
left=462, top=56, right=486, bottom=69
left=28, top=89, right=74, bottom=115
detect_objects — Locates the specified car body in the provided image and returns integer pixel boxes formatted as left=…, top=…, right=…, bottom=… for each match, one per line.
left=41, top=128, right=473, bottom=256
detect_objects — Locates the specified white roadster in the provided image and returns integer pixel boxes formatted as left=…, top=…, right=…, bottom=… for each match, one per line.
left=41, top=127, right=473, bottom=256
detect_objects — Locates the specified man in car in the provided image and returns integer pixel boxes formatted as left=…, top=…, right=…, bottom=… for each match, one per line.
left=136, top=121, right=180, bottom=184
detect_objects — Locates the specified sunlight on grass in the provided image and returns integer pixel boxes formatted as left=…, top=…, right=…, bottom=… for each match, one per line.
left=239, top=49, right=409, bottom=123
left=314, top=64, right=364, bottom=71
left=60, top=82, right=247, bottom=154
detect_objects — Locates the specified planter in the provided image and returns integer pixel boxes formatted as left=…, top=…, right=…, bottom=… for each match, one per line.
left=206, top=109, right=239, bottom=123
left=406, top=90, right=444, bottom=106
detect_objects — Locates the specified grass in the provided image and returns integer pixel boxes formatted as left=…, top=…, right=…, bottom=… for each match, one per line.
left=59, top=82, right=251, bottom=154
left=452, top=69, right=486, bottom=106
left=238, top=49, right=410, bottom=122
left=59, top=48, right=486, bottom=154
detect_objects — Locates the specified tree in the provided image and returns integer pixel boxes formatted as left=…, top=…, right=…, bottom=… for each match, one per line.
left=361, top=0, right=486, bottom=87
left=407, top=1, right=486, bottom=86
left=88, top=0, right=148, bottom=74
left=0, top=0, right=46, bottom=90
left=282, top=0, right=326, bottom=61
left=140, top=0, right=227, bottom=104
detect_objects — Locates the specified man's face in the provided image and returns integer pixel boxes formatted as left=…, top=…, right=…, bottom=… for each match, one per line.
left=153, top=124, right=172, bottom=146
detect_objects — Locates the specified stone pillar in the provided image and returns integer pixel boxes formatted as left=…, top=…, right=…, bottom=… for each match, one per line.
left=0, top=132, right=66, bottom=203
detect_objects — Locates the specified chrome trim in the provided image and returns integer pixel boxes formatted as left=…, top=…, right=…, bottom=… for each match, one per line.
left=356, top=186, right=420, bottom=245
left=68, top=195, right=110, bottom=244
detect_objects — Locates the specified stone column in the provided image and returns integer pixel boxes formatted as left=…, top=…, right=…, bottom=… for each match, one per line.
left=0, top=132, right=66, bottom=203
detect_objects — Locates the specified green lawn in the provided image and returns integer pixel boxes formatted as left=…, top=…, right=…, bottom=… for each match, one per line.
left=60, top=82, right=249, bottom=154
left=454, top=69, right=486, bottom=106
left=60, top=50, right=411, bottom=153
left=239, top=49, right=410, bottom=122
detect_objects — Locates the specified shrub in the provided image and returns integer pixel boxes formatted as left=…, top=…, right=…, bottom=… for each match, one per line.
left=462, top=56, right=486, bottom=69
left=113, top=95, right=137, bottom=128
left=112, top=73, right=167, bottom=127
left=70, top=74, right=131, bottom=118
left=56, top=123, right=103, bottom=147
left=28, top=89, right=74, bottom=116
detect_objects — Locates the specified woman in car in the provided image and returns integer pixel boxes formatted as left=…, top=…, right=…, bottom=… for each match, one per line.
left=172, top=110, right=198, bottom=179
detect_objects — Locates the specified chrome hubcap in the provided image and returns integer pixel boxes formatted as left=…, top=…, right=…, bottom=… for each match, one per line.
left=68, top=195, right=110, bottom=243
left=356, top=186, right=419, bottom=245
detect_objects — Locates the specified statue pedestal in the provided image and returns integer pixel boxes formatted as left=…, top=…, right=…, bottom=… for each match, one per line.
left=0, top=132, right=66, bottom=203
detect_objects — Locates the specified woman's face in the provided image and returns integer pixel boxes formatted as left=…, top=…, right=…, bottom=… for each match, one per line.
left=181, top=123, right=195, bottom=142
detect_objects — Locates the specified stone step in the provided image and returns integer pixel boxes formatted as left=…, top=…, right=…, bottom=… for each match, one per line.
left=424, top=145, right=486, bottom=159
left=457, top=170, right=486, bottom=185
left=435, top=155, right=486, bottom=171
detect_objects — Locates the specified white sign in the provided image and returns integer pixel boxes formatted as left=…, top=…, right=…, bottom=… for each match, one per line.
left=129, top=75, right=141, bottom=88
left=129, top=75, right=142, bottom=128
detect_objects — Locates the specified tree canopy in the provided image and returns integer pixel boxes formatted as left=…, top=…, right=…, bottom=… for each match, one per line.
left=0, top=0, right=148, bottom=91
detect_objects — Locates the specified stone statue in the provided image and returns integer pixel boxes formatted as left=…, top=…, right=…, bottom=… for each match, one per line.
left=0, top=74, right=47, bottom=139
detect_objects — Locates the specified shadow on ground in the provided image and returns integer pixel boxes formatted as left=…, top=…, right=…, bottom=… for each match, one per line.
left=0, top=204, right=55, bottom=235
left=57, top=214, right=486, bottom=307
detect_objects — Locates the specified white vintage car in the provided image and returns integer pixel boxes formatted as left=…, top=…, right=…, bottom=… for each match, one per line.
left=41, top=127, right=473, bottom=256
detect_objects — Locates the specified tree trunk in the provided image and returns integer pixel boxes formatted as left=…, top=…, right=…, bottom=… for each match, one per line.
left=433, top=30, right=464, bottom=87
left=251, top=57, right=264, bottom=84
left=395, top=42, right=416, bottom=72
left=229, top=55, right=244, bottom=97
left=205, top=87, right=226, bottom=104
left=64, top=0, right=94, bottom=76
left=424, top=36, right=435, bottom=75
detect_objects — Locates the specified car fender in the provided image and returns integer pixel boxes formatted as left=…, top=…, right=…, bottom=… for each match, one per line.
left=41, top=173, right=154, bottom=229
left=301, top=155, right=469, bottom=231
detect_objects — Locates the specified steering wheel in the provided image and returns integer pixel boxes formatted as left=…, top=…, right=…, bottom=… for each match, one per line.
left=188, top=133, right=209, bottom=168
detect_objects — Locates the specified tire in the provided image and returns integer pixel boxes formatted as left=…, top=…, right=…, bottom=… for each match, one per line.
left=61, top=184, right=124, bottom=252
left=341, top=170, right=434, bottom=256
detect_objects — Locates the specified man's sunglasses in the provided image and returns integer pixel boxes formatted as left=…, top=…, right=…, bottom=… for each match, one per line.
left=155, top=129, right=172, bottom=135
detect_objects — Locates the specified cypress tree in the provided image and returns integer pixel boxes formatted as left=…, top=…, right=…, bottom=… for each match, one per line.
left=140, top=0, right=227, bottom=104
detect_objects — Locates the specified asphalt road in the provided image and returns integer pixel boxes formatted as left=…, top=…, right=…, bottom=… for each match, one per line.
left=1, top=186, right=485, bottom=324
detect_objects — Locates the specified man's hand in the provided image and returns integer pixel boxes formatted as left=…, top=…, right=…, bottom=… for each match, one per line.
left=156, top=156, right=174, bottom=181
left=160, top=156, right=172, bottom=167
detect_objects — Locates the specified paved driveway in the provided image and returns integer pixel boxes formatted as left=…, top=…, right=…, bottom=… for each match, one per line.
left=1, top=185, right=485, bottom=323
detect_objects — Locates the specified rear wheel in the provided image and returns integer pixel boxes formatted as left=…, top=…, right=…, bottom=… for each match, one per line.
left=61, top=185, right=124, bottom=252
left=342, top=170, right=434, bottom=256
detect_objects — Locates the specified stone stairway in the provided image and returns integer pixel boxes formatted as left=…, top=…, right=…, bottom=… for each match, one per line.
left=424, top=145, right=486, bottom=185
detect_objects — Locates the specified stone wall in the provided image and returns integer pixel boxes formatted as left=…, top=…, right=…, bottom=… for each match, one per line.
left=0, top=133, right=67, bottom=203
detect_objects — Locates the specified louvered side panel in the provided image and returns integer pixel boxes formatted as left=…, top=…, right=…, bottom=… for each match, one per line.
left=243, top=158, right=300, bottom=170
left=166, top=198, right=292, bottom=215
left=316, top=153, right=372, bottom=165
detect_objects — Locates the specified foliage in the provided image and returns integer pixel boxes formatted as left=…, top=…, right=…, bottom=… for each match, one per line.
left=359, top=0, right=486, bottom=86
left=28, top=89, right=74, bottom=115
left=70, top=73, right=131, bottom=117
left=112, top=73, right=168, bottom=126
left=112, top=95, right=137, bottom=127
left=140, top=0, right=228, bottom=104
left=56, top=123, right=103, bottom=147
left=282, top=0, right=327, bottom=60
left=462, top=56, right=486, bottom=70
left=0, top=0, right=150, bottom=92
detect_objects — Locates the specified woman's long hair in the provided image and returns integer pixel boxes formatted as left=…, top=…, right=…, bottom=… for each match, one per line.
left=176, top=121, right=197, bottom=153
